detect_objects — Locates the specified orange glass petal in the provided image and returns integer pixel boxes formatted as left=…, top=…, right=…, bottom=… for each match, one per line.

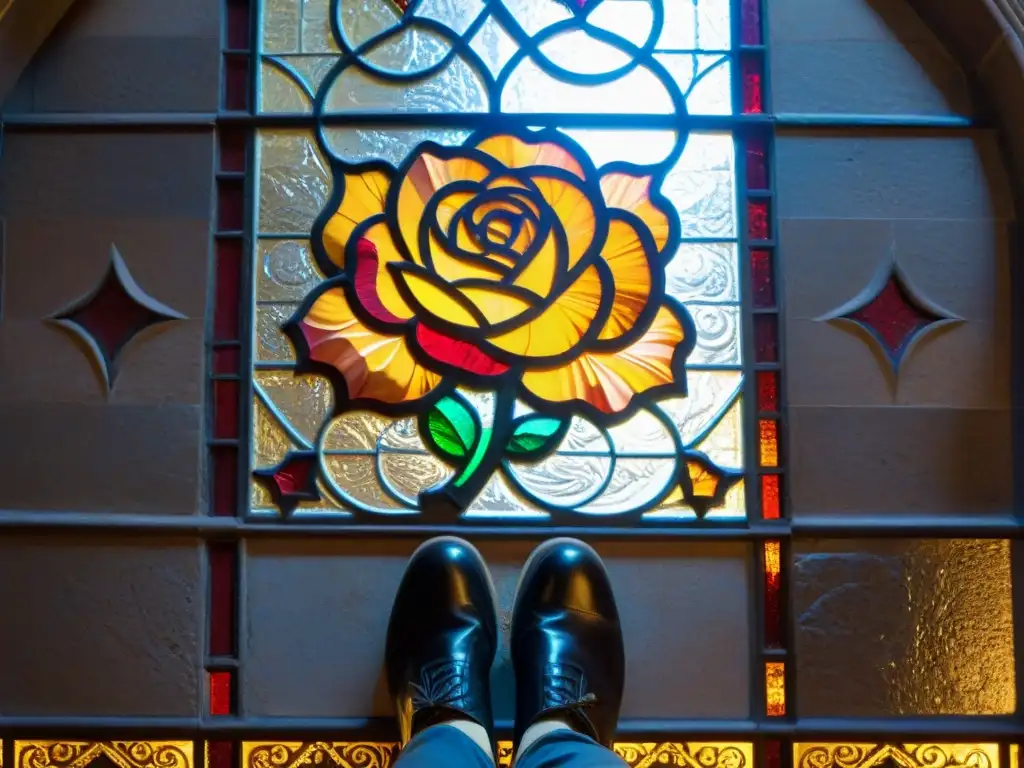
left=598, top=217, right=653, bottom=342
left=475, top=134, right=585, bottom=179
left=522, top=304, right=684, bottom=412
left=766, top=662, right=786, bottom=716
left=301, top=288, right=441, bottom=403
left=599, top=172, right=672, bottom=253
left=531, top=174, right=597, bottom=271
left=759, top=420, right=778, bottom=467
left=488, top=264, right=604, bottom=358
left=457, top=283, right=537, bottom=324
left=322, top=170, right=391, bottom=267
left=391, top=265, right=484, bottom=328
left=396, top=152, right=490, bottom=265
left=687, top=460, right=719, bottom=499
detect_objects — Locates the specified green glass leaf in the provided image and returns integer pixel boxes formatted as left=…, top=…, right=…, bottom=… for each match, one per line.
left=426, top=396, right=478, bottom=461
left=506, top=415, right=566, bottom=458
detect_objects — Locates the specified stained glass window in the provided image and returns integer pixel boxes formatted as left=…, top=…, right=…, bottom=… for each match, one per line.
left=245, top=0, right=773, bottom=525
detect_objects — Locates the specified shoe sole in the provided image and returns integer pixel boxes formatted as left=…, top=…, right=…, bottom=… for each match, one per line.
left=406, top=535, right=500, bottom=642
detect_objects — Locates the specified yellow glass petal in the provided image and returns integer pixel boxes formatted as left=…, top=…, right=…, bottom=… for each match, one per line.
left=600, top=172, right=671, bottom=253
left=426, top=228, right=509, bottom=281
left=302, top=289, right=440, bottom=403
left=531, top=174, right=597, bottom=271
left=475, top=134, right=585, bottom=179
left=323, top=170, right=391, bottom=267
left=488, top=264, right=604, bottom=358
left=358, top=221, right=414, bottom=320
left=391, top=267, right=483, bottom=328
left=511, top=231, right=558, bottom=297
left=598, top=217, right=653, bottom=341
left=521, top=304, right=684, bottom=412
left=687, top=459, right=720, bottom=499
left=457, top=284, right=536, bottom=324
left=396, top=152, right=490, bottom=265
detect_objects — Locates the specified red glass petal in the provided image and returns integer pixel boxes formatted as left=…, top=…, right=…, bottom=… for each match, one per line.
left=761, top=474, right=780, bottom=520
left=223, top=55, right=249, bottom=112
left=354, top=237, right=406, bottom=324
left=274, top=454, right=315, bottom=496
left=754, top=314, right=778, bottom=362
left=226, top=0, right=250, bottom=50
left=213, top=447, right=239, bottom=517
left=741, top=0, right=762, bottom=44
left=748, top=201, right=770, bottom=240
left=416, top=324, right=510, bottom=376
left=218, top=179, right=244, bottom=232
left=209, top=543, right=236, bottom=656
left=742, top=56, right=764, bottom=114
left=757, top=370, right=778, bottom=411
left=215, top=240, right=242, bottom=340
left=746, top=134, right=769, bottom=190
left=219, top=129, right=247, bottom=173
left=214, top=380, right=240, bottom=439
left=751, top=250, right=774, bottom=307
left=209, top=671, right=233, bottom=716
left=207, top=743, right=235, bottom=768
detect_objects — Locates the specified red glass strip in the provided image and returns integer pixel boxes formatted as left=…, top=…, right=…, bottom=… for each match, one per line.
left=741, top=0, right=763, bottom=44
left=209, top=543, right=236, bottom=656
left=209, top=671, right=233, bottom=716
left=761, top=474, right=780, bottom=520
left=214, top=348, right=241, bottom=375
left=757, top=371, right=778, bottom=411
left=748, top=201, right=770, bottom=240
left=751, top=250, right=774, bottom=308
left=223, top=56, right=249, bottom=112
left=206, top=743, right=235, bottom=768
left=218, top=179, right=245, bottom=232
left=214, top=381, right=241, bottom=439
left=754, top=314, right=778, bottom=362
left=219, top=129, right=247, bottom=173
left=745, top=133, right=769, bottom=190
left=214, top=240, right=242, bottom=341
left=226, top=0, right=251, bottom=50
left=213, top=447, right=239, bottom=517
left=741, top=55, right=764, bottom=114
left=764, top=541, right=783, bottom=648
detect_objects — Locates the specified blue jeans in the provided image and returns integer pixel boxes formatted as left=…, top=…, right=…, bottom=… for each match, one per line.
left=394, top=724, right=628, bottom=767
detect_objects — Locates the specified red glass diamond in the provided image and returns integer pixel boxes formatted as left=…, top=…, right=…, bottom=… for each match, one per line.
left=844, top=276, right=942, bottom=358
left=273, top=454, right=314, bottom=496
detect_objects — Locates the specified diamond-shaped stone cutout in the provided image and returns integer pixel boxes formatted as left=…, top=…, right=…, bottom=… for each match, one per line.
left=817, top=256, right=961, bottom=375
left=47, top=245, right=187, bottom=392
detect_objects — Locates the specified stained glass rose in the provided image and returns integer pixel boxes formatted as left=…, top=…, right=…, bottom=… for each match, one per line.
left=287, top=131, right=696, bottom=511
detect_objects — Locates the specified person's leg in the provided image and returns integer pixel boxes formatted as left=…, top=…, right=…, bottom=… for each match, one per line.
left=510, top=538, right=629, bottom=767
left=392, top=723, right=494, bottom=768
left=386, top=536, right=499, bottom=765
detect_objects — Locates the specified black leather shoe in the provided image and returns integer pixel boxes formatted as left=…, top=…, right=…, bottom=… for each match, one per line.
left=385, top=536, right=499, bottom=746
left=511, top=538, right=625, bottom=751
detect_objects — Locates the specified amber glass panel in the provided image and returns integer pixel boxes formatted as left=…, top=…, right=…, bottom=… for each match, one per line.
left=765, top=661, right=786, bottom=716
left=792, top=745, right=1000, bottom=768
left=759, top=420, right=778, bottom=467
left=14, top=743, right=194, bottom=768
left=242, top=742, right=754, bottom=768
